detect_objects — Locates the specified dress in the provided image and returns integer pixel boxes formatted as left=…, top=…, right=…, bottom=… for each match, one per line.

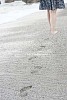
left=39, top=0, right=65, bottom=10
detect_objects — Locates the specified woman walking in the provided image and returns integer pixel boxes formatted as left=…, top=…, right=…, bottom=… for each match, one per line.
left=39, top=0, right=65, bottom=34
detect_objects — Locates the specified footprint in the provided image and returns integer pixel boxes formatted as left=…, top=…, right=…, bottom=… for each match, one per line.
left=20, top=85, right=32, bottom=92
left=40, top=45, right=46, bottom=48
left=34, top=66, right=42, bottom=69
left=37, top=38, right=50, bottom=51
left=31, top=66, right=42, bottom=74
left=44, top=38, right=49, bottom=41
left=28, top=56, right=37, bottom=61
left=20, top=85, right=32, bottom=97
left=37, top=45, right=46, bottom=51
left=31, top=70, right=38, bottom=74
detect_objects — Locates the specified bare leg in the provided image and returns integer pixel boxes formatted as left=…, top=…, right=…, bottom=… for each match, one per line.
left=49, top=10, right=57, bottom=33
left=47, top=10, right=50, bottom=25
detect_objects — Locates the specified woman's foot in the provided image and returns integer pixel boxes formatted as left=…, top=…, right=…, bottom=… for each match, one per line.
left=51, top=31, right=58, bottom=34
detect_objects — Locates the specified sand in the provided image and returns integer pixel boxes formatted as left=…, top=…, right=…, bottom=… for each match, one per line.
left=0, top=6, right=67, bottom=100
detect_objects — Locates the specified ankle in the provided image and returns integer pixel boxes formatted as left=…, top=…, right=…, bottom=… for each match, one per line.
left=50, top=29, right=55, bottom=33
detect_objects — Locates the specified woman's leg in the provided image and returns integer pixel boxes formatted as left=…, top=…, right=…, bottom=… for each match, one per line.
left=47, top=10, right=50, bottom=25
left=49, top=10, right=57, bottom=33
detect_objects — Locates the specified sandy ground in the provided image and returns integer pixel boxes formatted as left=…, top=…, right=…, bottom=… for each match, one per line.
left=0, top=6, right=67, bottom=100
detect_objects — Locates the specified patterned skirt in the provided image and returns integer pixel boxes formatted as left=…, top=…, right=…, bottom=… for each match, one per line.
left=39, top=0, right=65, bottom=10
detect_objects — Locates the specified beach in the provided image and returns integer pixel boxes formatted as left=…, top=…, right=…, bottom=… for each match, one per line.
left=0, top=2, right=67, bottom=100
left=0, top=1, right=39, bottom=24
left=0, top=0, right=67, bottom=25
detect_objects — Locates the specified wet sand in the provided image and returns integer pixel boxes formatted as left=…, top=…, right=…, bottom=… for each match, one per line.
left=0, top=7, right=67, bottom=100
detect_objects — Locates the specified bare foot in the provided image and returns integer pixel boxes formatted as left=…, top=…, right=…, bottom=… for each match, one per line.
left=51, top=31, right=58, bottom=34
